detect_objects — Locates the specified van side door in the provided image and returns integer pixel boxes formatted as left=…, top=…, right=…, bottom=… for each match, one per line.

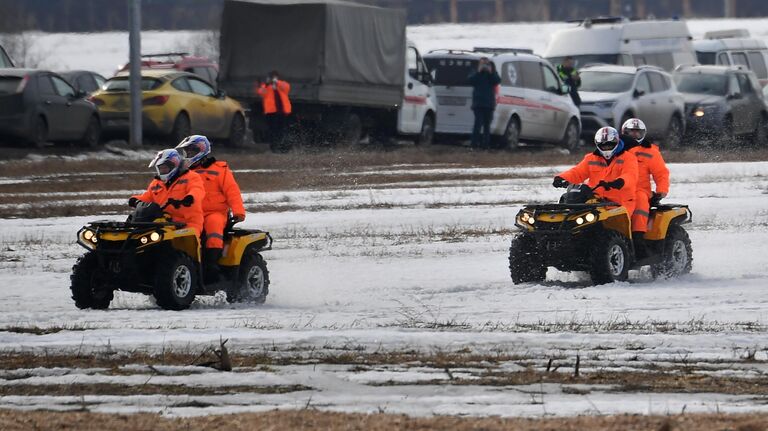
left=398, top=46, right=431, bottom=134
left=517, top=60, right=547, bottom=139
left=539, top=62, right=570, bottom=140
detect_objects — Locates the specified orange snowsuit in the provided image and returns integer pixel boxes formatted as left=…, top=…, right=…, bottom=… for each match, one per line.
left=256, top=80, right=292, bottom=115
left=628, top=143, right=670, bottom=233
left=132, top=170, right=205, bottom=236
left=191, top=158, right=246, bottom=249
left=557, top=149, right=639, bottom=219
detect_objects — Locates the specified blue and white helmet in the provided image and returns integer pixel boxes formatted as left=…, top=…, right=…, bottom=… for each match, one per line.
left=594, top=126, right=623, bottom=160
left=149, top=149, right=183, bottom=182
left=175, top=135, right=211, bottom=167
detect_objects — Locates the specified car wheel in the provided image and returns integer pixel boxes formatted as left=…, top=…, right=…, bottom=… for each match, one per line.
left=498, top=117, right=520, bottom=150
left=664, top=115, right=683, bottom=150
left=753, top=114, right=768, bottom=147
left=414, top=113, right=435, bottom=146
left=561, top=118, right=580, bottom=153
left=227, top=113, right=246, bottom=147
left=32, top=116, right=48, bottom=148
left=80, top=116, right=102, bottom=148
left=170, top=112, right=191, bottom=145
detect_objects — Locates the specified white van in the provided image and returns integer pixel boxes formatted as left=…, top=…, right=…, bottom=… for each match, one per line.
left=544, top=17, right=697, bottom=72
left=692, top=29, right=768, bottom=87
left=423, top=49, right=581, bottom=151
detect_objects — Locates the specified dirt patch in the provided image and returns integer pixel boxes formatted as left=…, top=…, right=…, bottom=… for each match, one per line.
left=1, top=409, right=767, bottom=431
left=0, top=383, right=308, bottom=397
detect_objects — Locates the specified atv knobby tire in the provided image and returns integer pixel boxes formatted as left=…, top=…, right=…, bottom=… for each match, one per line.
left=153, top=252, right=197, bottom=310
left=228, top=248, right=270, bottom=304
left=508, top=234, right=547, bottom=284
left=70, top=252, right=112, bottom=309
left=651, top=224, right=693, bottom=279
left=589, top=230, right=631, bottom=285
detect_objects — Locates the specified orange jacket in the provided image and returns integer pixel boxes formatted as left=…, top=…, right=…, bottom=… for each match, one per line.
left=558, top=150, right=639, bottom=209
left=191, top=158, right=246, bottom=218
left=256, top=80, right=292, bottom=115
left=628, top=143, right=670, bottom=197
left=132, top=170, right=205, bottom=236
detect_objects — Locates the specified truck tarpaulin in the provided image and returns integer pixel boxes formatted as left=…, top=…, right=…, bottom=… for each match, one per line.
left=219, top=0, right=406, bottom=108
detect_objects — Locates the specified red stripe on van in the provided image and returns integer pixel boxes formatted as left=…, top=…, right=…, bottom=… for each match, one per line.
left=404, top=95, right=428, bottom=105
left=496, top=95, right=564, bottom=112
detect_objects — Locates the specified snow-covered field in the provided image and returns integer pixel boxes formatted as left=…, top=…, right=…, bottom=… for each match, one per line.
left=14, top=18, right=768, bottom=77
left=1, top=155, right=768, bottom=417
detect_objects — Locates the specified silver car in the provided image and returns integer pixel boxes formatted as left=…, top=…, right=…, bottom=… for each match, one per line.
left=424, top=49, right=582, bottom=152
left=577, top=64, right=686, bottom=148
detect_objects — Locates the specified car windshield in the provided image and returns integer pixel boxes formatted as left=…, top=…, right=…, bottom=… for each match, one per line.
left=579, top=71, right=635, bottom=93
left=547, top=54, right=620, bottom=70
left=424, top=57, right=479, bottom=87
left=674, top=73, right=728, bottom=96
left=0, top=77, right=22, bottom=95
left=103, top=77, right=162, bottom=92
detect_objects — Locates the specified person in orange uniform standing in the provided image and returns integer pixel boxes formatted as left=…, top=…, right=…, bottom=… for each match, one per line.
left=176, top=135, right=246, bottom=282
left=129, top=149, right=205, bottom=236
left=553, top=126, right=639, bottom=218
left=256, top=70, right=292, bottom=148
left=621, top=118, right=670, bottom=256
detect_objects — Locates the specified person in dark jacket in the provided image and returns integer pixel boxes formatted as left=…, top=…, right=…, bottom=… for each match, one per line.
left=557, top=57, right=581, bottom=106
left=468, top=57, right=501, bottom=149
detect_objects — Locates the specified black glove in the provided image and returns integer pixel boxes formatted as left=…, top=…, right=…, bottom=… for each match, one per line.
left=650, top=192, right=663, bottom=207
left=166, top=198, right=181, bottom=209
left=598, top=178, right=624, bottom=191
left=552, top=176, right=569, bottom=188
left=128, top=197, right=140, bottom=208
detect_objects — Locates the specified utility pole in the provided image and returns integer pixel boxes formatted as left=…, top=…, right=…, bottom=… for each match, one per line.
left=495, top=0, right=505, bottom=23
left=724, top=0, right=736, bottom=17
left=128, top=0, right=142, bottom=146
left=682, top=0, right=693, bottom=17
left=449, top=0, right=458, bottom=23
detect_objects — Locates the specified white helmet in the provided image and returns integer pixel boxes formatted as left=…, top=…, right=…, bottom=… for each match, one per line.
left=148, top=149, right=183, bottom=182
left=594, top=127, right=623, bottom=160
left=175, top=135, right=211, bottom=168
left=621, top=118, right=647, bottom=142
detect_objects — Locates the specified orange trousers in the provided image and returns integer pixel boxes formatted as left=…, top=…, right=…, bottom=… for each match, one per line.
left=203, top=212, right=227, bottom=249
left=631, top=192, right=650, bottom=233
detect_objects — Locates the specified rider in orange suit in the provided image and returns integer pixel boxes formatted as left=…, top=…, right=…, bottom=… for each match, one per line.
left=554, top=126, right=639, bottom=218
left=176, top=135, right=245, bottom=281
left=130, top=148, right=205, bottom=237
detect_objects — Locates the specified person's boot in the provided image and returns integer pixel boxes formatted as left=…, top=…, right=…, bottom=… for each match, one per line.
left=203, top=248, right=223, bottom=284
left=632, top=232, right=647, bottom=260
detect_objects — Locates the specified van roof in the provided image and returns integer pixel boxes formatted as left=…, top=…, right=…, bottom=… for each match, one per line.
left=424, top=50, right=541, bottom=63
left=675, top=64, right=751, bottom=74
left=693, top=38, right=767, bottom=53
left=543, top=19, right=692, bottom=58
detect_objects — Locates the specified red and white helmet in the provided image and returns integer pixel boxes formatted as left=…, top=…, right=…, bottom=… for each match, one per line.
left=594, top=126, right=622, bottom=160
left=621, top=118, right=647, bottom=142
left=148, top=149, right=183, bottom=182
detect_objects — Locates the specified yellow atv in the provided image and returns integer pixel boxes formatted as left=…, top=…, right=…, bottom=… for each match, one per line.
left=70, top=197, right=272, bottom=310
left=509, top=183, right=692, bottom=285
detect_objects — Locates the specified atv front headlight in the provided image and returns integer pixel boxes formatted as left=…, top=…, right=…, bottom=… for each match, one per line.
left=83, top=230, right=94, bottom=241
left=573, top=212, right=597, bottom=227
left=150, top=232, right=161, bottom=242
left=585, top=213, right=596, bottom=222
left=138, top=231, right=163, bottom=246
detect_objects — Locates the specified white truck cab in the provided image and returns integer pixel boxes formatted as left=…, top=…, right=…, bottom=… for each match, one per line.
left=544, top=17, right=697, bottom=72
left=693, top=29, right=768, bottom=87
left=398, top=40, right=438, bottom=145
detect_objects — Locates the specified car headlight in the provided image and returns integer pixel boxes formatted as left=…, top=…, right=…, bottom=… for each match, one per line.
left=595, top=101, right=616, bottom=110
left=692, top=104, right=719, bottom=117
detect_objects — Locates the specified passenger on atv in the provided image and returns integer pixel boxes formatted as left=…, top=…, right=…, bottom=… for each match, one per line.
left=176, top=135, right=246, bottom=283
left=553, top=126, right=638, bottom=219
left=621, top=118, right=671, bottom=258
left=129, top=148, right=205, bottom=237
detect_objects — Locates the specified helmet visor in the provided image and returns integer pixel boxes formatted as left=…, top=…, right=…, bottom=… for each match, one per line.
left=156, top=160, right=176, bottom=175
left=597, top=141, right=618, bottom=152
left=182, top=144, right=202, bottom=159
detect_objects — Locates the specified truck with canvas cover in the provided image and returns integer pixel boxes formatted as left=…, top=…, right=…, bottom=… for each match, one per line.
left=218, top=0, right=436, bottom=150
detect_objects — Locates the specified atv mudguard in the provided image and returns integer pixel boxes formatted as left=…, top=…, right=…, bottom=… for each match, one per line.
left=645, top=206, right=692, bottom=241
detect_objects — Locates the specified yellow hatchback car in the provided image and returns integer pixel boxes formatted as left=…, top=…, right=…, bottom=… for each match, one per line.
left=90, top=70, right=246, bottom=145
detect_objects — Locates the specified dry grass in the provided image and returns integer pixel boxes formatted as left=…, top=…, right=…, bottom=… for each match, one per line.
left=1, top=409, right=766, bottom=431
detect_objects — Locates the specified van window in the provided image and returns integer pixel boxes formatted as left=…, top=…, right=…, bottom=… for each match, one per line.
left=424, top=57, right=478, bottom=87
left=407, top=47, right=419, bottom=80
left=732, top=52, right=749, bottom=68
left=648, top=72, right=669, bottom=93
left=518, top=61, right=543, bottom=90
left=747, top=52, right=768, bottom=79
left=717, top=52, right=731, bottom=65
left=635, top=73, right=651, bottom=95
left=580, top=71, right=634, bottom=93
left=736, top=73, right=754, bottom=95
left=633, top=53, right=674, bottom=71
left=541, top=64, right=560, bottom=93
left=696, top=51, right=716, bottom=65
left=501, top=61, right=521, bottom=87
left=547, top=54, right=619, bottom=69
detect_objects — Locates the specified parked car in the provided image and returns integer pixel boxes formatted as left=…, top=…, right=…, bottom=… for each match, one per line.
left=59, top=70, right=106, bottom=95
left=674, top=65, right=768, bottom=145
left=423, top=49, right=581, bottom=151
left=0, top=44, right=13, bottom=68
left=577, top=64, right=685, bottom=148
left=693, top=29, right=768, bottom=87
left=89, top=70, right=245, bottom=145
left=0, top=68, right=101, bottom=147
left=544, top=16, right=697, bottom=72
left=118, top=52, right=218, bottom=85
